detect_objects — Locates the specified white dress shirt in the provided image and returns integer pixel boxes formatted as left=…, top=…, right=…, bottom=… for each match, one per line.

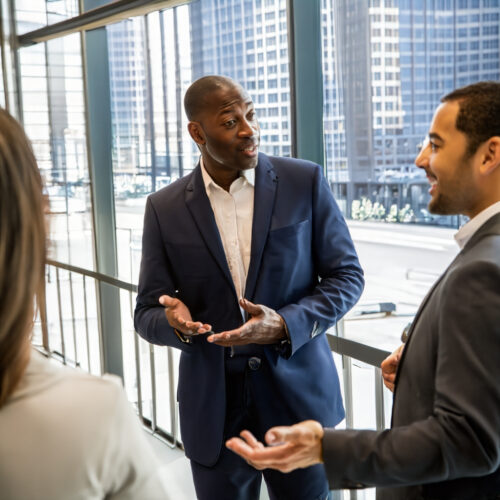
left=200, top=158, right=255, bottom=301
left=454, top=200, right=500, bottom=249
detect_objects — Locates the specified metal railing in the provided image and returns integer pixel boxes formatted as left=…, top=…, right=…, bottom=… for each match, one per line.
left=40, top=258, right=393, bottom=499
left=40, top=258, right=180, bottom=448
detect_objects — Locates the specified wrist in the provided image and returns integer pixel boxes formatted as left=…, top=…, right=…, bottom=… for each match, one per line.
left=277, top=313, right=289, bottom=340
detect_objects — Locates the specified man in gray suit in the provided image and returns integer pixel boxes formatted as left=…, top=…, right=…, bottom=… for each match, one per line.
left=226, top=81, right=500, bottom=499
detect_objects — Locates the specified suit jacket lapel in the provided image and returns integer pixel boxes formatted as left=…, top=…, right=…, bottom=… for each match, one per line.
left=185, top=165, right=236, bottom=295
left=397, top=212, right=500, bottom=369
left=462, top=211, right=500, bottom=252
left=244, top=155, right=278, bottom=300
left=392, top=211, right=500, bottom=423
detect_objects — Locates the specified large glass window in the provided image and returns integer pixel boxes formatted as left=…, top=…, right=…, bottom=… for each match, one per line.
left=108, top=0, right=291, bottom=283
left=320, top=0, right=499, bottom=350
left=20, top=33, right=97, bottom=370
left=105, top=0, right=292, bottom=442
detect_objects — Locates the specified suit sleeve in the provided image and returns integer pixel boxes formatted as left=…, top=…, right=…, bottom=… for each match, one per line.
left=321, top=259, right=500, bottom=488
left=134, top=196, right=193, bottom=352
left=277, top=166, right=364, bottom=356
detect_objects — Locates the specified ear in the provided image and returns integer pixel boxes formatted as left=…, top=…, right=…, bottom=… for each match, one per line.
left=479, top=136, right=500, bottom=175
left=188, top=121, right=205, bottom=146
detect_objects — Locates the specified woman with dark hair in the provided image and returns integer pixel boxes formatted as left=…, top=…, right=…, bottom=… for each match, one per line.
left=0, top=109, right=170, bottom=499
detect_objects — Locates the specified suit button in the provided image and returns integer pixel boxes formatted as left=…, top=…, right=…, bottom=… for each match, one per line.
left=248, top=357, right=261, bottom=371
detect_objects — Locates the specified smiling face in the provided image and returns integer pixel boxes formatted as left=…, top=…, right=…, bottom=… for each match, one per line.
left=187, top=83, right=260, bottom=186
left=415, top=101, right=481, bottom=218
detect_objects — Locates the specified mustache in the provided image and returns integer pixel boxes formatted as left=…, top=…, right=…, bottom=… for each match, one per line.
left=238, top=138, right=259, bottom=149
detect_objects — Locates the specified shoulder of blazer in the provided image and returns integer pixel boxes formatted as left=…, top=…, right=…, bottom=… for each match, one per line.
left=262, top=154, right=322, bottom=182
left=148, top=166, right=199, bottom=206
left=462, top=212, right=500, bottom=254
left=264, top=153, right=320, bottom=171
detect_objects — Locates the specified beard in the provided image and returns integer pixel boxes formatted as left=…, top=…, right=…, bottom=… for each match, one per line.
left=427, top=157, right=476, bottom=215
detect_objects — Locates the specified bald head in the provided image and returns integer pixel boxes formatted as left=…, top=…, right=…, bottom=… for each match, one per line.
left=184, top=75, right=243, bottom=121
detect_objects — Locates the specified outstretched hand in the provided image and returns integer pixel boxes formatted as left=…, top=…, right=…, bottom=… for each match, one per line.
left=207, top=298, right=286, bottom=346
left=226, top=420, right=324, bottom=473
left=159, top=295, right=212, bottom=336
left=381, top=344, right=404, bottom=392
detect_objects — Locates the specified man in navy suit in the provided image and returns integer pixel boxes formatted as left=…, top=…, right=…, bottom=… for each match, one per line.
left=134, top=75, right=364, bottom=500
left=226, top=81, right=500, bottom=500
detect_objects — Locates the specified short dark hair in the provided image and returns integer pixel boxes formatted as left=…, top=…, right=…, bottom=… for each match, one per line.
left=184, top=75, right=238, bottom=121
left=442, top=81, right=500, bottom=157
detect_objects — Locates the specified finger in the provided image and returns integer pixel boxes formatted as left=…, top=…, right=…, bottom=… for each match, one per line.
left=383, top=380, right=395, bottom=391
left=239, top=430, right=265, bottom=449
left=159, top=295, right=176, bottom=307
left=226, top=438, right=290, bottom=466
left=197, top=323, right=213, bottom=334
left=240, top=298, right=263, bottom=316
left=207, top=337, right=244, bottom=347
left=174, top=314, right=187, bottom=326
left=207, top=329, right=242, bottom=343
left=225, top=437, right=256, bottom=458
left=265, top=426, right=294, bottom=445
left=185, top=320, right=202, bottom=330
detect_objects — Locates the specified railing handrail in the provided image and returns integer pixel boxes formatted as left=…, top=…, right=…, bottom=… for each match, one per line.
left=46, top=258, right=137, bottom=293
left=46, top=258, right=391, bottom=367
left=327, top=334, right=389, bottom=368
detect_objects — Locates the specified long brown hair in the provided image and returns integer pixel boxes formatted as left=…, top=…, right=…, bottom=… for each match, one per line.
left=0, top=108, right=46, bottom=407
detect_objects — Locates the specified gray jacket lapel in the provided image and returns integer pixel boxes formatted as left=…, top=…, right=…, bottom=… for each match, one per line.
left=397, top=212, right=500, bottom=370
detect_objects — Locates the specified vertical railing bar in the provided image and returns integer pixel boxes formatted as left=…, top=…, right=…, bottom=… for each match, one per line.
left=167, top=346, right=178, bottom=446
left=134, top=332, right=144, bottom=419
left=83, top=275, right=91, bottom=372
left=69, top=270, right=79, bottom=366
left=149, top=344, right=157, bottom=432
left=374, top=366, right=385, bottom=431
left=40, top=265, right=50, bottom=351
left=55, top=267, right=66, bottom=364
left=336, top=319, right=354, bottom=429
left=128, top=283, right=133, bottom=320
left=343, top=355, right=354, bottom=429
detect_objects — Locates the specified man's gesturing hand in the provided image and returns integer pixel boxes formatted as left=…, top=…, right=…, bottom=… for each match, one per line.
left=381, top=344, right=404, bottom=392
left=159, top=295, right=212, bottom=336
left=226, top=420, right=324, bottom=473
left=207, top=298, right=287, bottom=346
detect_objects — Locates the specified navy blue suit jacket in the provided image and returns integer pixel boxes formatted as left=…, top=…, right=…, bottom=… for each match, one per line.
left=134, top=153, right=364, bottom=466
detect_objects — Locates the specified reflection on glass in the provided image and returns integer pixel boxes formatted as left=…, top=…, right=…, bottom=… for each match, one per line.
left=16, top=0, right=80, bottom=35
left=20, top=34, right=94, bottom=271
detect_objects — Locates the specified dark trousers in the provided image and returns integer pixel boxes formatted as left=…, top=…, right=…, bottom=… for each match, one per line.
left=190, top=353, right=329, bottom=500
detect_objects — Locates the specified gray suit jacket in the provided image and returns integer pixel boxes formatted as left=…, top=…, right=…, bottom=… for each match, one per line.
left=322, top=212, right=500, bottom=500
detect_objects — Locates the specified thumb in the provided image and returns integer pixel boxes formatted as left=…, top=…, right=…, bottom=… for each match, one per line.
left=240, top=298, right=263, bottom=316
left=159, top=295, right=176, bottom=307
left=265, top=426, right=292, bottom=445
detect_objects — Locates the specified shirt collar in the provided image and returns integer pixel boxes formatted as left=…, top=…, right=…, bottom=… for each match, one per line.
left=200, top=157, right=255, bottom=192
left=454, top=200, right=500, bottom=249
